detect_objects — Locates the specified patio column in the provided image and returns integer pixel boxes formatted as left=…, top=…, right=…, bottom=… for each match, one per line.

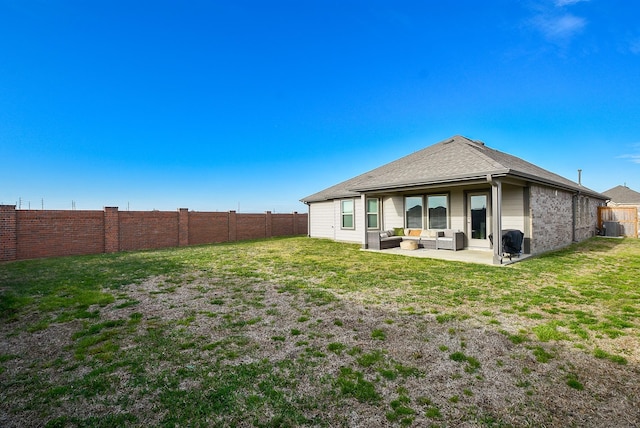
left=361, top=193, right=368, bottom=249
left=491, top=178, right=503, bottom=264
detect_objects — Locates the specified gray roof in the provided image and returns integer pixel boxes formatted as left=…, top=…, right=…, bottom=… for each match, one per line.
left=602, top=185, right=640, bottom=204
left=302, top=135, right=608, bottom=203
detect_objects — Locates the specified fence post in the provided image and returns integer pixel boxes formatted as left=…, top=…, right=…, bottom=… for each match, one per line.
left=228, top=210, right=237, bottom=241
left=178, top=208, right=189, bottom=246
left=0, top=205, right=17, bottom=261
left=293, top=211, right=299, bottom=235
left=265, top=211, right=272, bottom=238
left=104, top=207, right=120, bottom=253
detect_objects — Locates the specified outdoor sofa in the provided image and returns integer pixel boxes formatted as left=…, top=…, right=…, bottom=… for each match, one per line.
left=368, top=229, right=464, bottom=251
left=367, top=230, right=403, bottom=250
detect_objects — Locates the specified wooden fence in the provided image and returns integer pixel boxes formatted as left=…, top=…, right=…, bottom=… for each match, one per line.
left=597, top=206, right=638, bottom=238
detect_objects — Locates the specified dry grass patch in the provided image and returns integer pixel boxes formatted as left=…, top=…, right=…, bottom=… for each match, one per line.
left=1, top=237, right=639, bottom=426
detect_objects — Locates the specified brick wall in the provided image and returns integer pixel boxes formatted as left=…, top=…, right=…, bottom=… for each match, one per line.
left=188, top=212, right=230, bottom=245
left=236, top=213, right=267, bottom=241
left=0, top=205, right=308, bottom=262
left=118, top=211, right=180, bottom=252
left=0, top=205, right=17, bottom=261
left=273, top=213, right=302, bottom=236
left=104, top=207, right=119, bottom=253
left=16, top=210, right=105, bottom=260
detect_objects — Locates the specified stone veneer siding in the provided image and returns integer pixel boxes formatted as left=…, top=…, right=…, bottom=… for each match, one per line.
left=529, top=185, right=574, bottom=255
left=574, top=194, right=600, bottom=241
left=529, top=185, right=602, bottom=255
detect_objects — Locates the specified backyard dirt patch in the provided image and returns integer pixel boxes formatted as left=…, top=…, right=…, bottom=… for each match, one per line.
left=1, top=273, right=639, bottom=427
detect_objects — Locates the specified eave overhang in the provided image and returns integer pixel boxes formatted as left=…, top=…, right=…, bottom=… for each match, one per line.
left=350, top=169, right=608, bottom=200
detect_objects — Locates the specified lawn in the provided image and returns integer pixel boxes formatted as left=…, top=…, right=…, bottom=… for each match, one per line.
left=1, top=237, right=639, bottom=427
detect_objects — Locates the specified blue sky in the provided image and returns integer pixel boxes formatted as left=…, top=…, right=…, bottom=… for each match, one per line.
left=1, top=0, right=639, bottom=212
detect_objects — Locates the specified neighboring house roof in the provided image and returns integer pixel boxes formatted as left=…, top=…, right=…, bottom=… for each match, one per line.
left=603, top=185, right=640, bottom=204
left=302, top=135, right=607, bottom=203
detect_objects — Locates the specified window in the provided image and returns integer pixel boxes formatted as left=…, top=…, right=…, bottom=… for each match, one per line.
left=405, top=196, right=423, bottom=229
left=366, top=198, right=379, bottom=229
left=341, top=200, right=354, bottom=229
left=427, top=195, right=448, bottom=229
left=576, top=196, right=589, bottom=227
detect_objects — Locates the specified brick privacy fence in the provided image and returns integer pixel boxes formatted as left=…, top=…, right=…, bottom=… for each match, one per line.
left=0, top=205, right=308, bottom=262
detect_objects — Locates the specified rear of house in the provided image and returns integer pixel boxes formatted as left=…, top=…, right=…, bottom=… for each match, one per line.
left=302, top=136, right=608, bottom=264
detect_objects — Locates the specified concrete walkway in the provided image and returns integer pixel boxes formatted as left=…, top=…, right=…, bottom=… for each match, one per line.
left=363, top=247, right=532, bottom=266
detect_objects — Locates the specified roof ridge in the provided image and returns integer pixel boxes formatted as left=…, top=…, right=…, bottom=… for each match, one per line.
left=602, top=184, right=640, bottom=203
left=456, top=136, right=510, bottom=171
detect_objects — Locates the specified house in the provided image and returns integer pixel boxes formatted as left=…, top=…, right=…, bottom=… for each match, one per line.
left=301, top=135, right=609, bottom=264
left=603, top=185, right=640, bottom=206
left=602, top=185, right=640, bottom=237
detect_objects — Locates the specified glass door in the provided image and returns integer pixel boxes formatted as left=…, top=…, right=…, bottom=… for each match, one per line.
left=467, top=193, right=490, bottom=248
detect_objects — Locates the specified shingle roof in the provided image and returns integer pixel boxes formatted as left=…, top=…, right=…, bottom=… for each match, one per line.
left=302, top=135, right=607, bottom=202
left=602, top=185, right=640, bottom=204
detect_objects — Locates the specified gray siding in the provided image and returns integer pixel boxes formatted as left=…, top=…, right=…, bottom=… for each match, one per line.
left=502, top=185, right=525, bottom=232
left=308, top=201, right=335, bottom=239
left=381, top=196, right=404, bottom=231
left=450, top=189, right=465, bottom=231
left=334, top=198, right=361, bottom=243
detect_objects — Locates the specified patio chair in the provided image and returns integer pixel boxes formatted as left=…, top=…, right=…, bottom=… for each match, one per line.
left=435, top=230, right=464, bottom=251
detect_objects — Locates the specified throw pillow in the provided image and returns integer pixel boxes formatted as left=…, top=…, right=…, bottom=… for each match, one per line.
left=409, top=229, right=421, bottom=237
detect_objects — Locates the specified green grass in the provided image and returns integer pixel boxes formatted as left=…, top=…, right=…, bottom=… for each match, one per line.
left=1, top=236, right=639, bottom=426
left=371, top=328, right=386, bottom=340
left=593, top=348, right=628, bottom=365
left=335, top=367, right=380, bottom=403
left=566, top=373, right=584, bottom=390
left=3, top=237, right=638, bottom=343
left=449, top=351, right=482, bottom=374
left=327, top=342, right=347, bottom=355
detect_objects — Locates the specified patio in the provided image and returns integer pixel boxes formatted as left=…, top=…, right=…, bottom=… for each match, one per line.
left=364, top=246, right=532, bottom=266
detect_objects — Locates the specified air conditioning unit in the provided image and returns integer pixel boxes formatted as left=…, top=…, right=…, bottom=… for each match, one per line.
left=603, top=221, right=620, bottom=237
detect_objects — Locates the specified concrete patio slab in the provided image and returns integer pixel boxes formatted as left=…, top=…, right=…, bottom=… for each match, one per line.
left=363, top=246, right=532, bottom=266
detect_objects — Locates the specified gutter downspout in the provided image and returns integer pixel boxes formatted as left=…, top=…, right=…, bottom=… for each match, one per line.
left=572, top=190, right=581, bottom=242
left=572, top=194, right=576, bottom=242
left=574, top=169, right=582, bottom=242
left=305, top=202, right=311, bottom=237
left=488, top=174, right=503, bottom=265
left=361, top=194, right=368, bottom=249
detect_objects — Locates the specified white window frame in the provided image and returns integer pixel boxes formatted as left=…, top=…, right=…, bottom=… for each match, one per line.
left=366, top=198, right=380, bottom=230
left=341, top=199, right=355, bottom=230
